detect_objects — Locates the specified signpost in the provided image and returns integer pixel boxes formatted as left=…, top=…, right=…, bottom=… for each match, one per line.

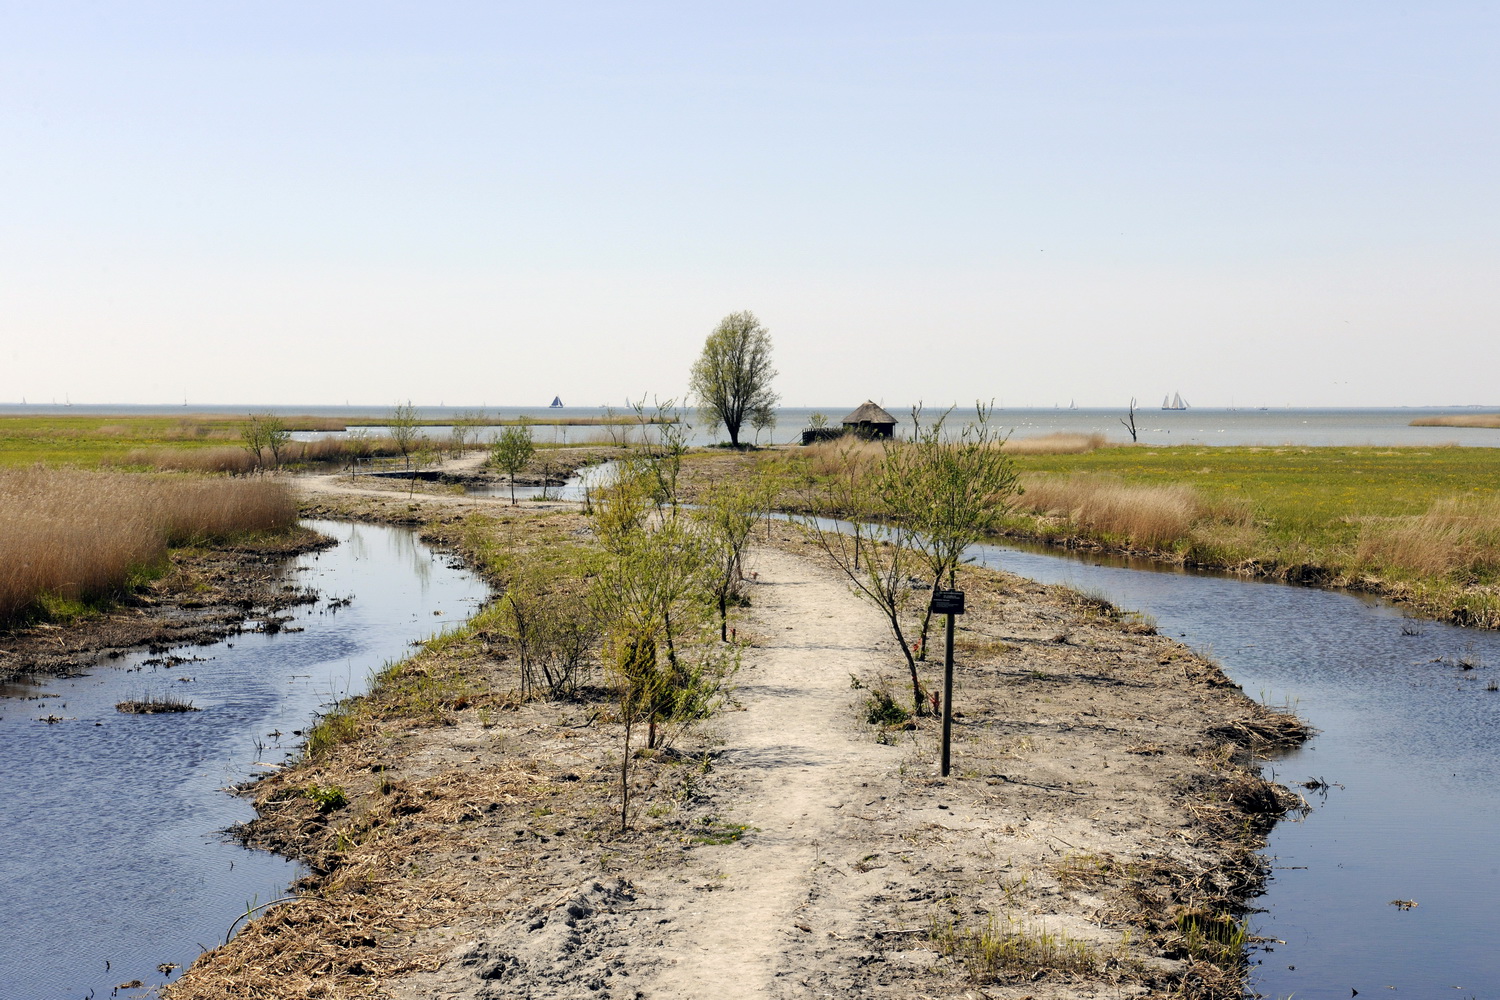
left=929, top=589, right=965, bottom=776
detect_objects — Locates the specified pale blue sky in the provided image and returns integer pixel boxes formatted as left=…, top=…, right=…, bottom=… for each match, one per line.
left=3, top=3, right=1496, bottom=408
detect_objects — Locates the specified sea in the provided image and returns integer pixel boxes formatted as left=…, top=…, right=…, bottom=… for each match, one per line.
left=3, top=403, right=1498, bottom=449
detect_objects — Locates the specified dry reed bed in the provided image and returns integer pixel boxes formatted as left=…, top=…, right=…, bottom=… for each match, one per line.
left=116, top=436, right=406, bottom=474
left=1355, top=495, right=1500, bottom=578
left=0, top=468, right=295, bottom=623
left=1000, top=431, right=1108, bottom=454
left=1015, top=475, right=1251, bottom=551
left=1410, top=414, right=1500, bottom=429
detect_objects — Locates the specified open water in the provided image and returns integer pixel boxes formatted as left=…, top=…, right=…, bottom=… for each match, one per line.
left=0, top=520, right=487, bottom=999
left=3, top=403, right=1498, bottom=449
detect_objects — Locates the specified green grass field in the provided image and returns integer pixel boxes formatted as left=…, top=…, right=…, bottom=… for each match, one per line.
left=0, top=414, right=252, bottom=466
left=695, top=439, right=1500, bottom=628
left=1010, top=444, right=1500, bottom=558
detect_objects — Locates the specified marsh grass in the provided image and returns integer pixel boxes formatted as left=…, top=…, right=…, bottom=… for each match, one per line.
left=116, top=693, right=200, bottom=714
left=0, top=468, right=295, bottom=624
left=1001, top=431, right=1108, bottom=455
left=1356, top=495, right=1500, bottom=579
left=1172, top=908, right=1250, bottom=965
left=1016, top=475, right=1252, bottom=551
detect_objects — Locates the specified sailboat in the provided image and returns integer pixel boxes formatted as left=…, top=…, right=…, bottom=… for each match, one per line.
left=1161, top=392, right=1188, bottom=411
left=549, top=396, right=564, bottom=408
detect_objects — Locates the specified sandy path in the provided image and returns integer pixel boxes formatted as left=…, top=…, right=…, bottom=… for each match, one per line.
left=637, top=544, right=902, bottom=998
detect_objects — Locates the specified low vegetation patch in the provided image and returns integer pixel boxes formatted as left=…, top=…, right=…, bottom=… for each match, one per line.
left=115, top=693, right=200, bottom=714
left=930, top=912, right=1104, bottom=980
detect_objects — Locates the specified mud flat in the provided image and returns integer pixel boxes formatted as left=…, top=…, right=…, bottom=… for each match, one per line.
left=161, top=480, right=1307, bottom=999
left=0, top=527, right=330, bottom=685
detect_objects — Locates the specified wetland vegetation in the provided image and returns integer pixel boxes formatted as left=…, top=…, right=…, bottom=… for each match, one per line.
left=683, top=435, right=1500, bottom=628
left=0, top=467, right=297, bottom=626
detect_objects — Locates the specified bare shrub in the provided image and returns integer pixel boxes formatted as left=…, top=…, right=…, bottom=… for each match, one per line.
left=498, top=581, right=599, bottom=700
left=0, top=469, right=296, bottom=623
left=1001, top=432, right=1108, bottom=455
left=1356, top=495, right=1500, bottom=579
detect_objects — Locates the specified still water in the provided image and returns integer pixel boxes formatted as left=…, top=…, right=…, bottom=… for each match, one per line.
left=969, top=540, right=1500, bottom=998
left=8, top=403, right=1497, bottom=449
left=0, top=520, right=488, bottom=999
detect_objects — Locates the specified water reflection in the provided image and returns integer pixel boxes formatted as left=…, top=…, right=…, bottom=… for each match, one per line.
left=0, top=519, right=488, bottom=999
left=961, top=539, right=1500, bottom=996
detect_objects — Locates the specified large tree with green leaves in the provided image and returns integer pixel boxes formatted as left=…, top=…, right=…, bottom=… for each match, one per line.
left=689, top=311, right=779, bottom=448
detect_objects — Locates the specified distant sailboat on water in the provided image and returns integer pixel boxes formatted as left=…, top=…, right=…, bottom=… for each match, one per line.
left=1162, top=392, right=1188, bottom=410
left=549, top=396, right=564, bottom=408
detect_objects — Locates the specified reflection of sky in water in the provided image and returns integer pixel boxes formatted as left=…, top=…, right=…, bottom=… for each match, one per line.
left=964, top=540, right=1500, bottom=996
left=0, top=519, right=488, bottom=999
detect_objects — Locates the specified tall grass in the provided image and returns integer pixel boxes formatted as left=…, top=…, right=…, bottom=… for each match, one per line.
left=0, top=468, right=296, bottom=624
left=1017, top=476, right=1216, bottom=549
left=1357, top=495, right=1500, bottom=580
left=113, top=435, right=405, bottom=473
left=120, top=447, right=260, bottom=474
left=1001, top=432, right=1108, bottom=455
left=803, top=437, right=885, bottom=478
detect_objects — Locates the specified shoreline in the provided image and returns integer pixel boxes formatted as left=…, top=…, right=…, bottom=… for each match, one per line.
left=0, top=526, right=332, bottom=686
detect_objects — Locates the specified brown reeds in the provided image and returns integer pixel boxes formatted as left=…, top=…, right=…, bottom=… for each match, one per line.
left=1018, top=476, right=1209, bottom=549
left=1357, top=495, right=1500, bottom=579
left=0, top=468, right=296, bottom=624
left=1001, top=432, right=1108, bottom=455
left=1410, top=414, right=1500, bottom=429
left=120, top=447, right=260, bottom=474
left=113, top=435, right=405, bottom=473
left=803, top=437, right=886, bottom=479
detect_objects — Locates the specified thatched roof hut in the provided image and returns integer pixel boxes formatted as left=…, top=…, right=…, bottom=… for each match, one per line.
left=840, top=401, right=897, bottom=439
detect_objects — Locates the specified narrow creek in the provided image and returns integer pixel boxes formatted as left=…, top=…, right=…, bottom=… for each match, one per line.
left=0, top=519, right=488, bottom=1000
left=970, top=540, right=1500, bottom=997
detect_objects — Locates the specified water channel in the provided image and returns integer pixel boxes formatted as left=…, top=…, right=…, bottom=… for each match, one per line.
left=5, top=498, right=1498, bottom=996
left=0, top=519, right=488, bottom=999
left=969, top=540, right=1500, bottom=998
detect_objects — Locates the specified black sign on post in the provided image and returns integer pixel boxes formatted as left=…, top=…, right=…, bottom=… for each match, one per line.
left=930, top=589, right=965, bottom=615
left=930, top=589, right=965, bottom=777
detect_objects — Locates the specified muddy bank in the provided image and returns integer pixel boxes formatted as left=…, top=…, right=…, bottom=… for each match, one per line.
left=0, top=526, right=331, bottom=684
left=161, top=479, right=1308, bottom=999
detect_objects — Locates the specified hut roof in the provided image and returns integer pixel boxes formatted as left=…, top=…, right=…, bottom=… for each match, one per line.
left=841, top=401, right=897, bottom=425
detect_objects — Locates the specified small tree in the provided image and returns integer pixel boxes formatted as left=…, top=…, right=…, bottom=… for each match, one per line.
left=696, top=479, right=760, bottom=641
left=449, top=408, right=487, bottom=458
left=751, top=402, right=776, bottom=446
left=241, top=412, right=291, bottom=470
left=590, top=471, right=736, bottom=830
left=491, top=423, right=535, bottom=505
left=880, top=403, right=1021, bottom=658
left=689, top=310, right=779, bottom=448
left=798, top=440, right=927, bottom=713
left=389, top=401, right=421, bottom=471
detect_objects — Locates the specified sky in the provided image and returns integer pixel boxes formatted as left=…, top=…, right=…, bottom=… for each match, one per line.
left=2, top=2, right=1497, bottom=409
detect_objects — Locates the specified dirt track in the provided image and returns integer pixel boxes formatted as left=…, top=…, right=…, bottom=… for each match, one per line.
left=158, top=470, right=1306, bottom=999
